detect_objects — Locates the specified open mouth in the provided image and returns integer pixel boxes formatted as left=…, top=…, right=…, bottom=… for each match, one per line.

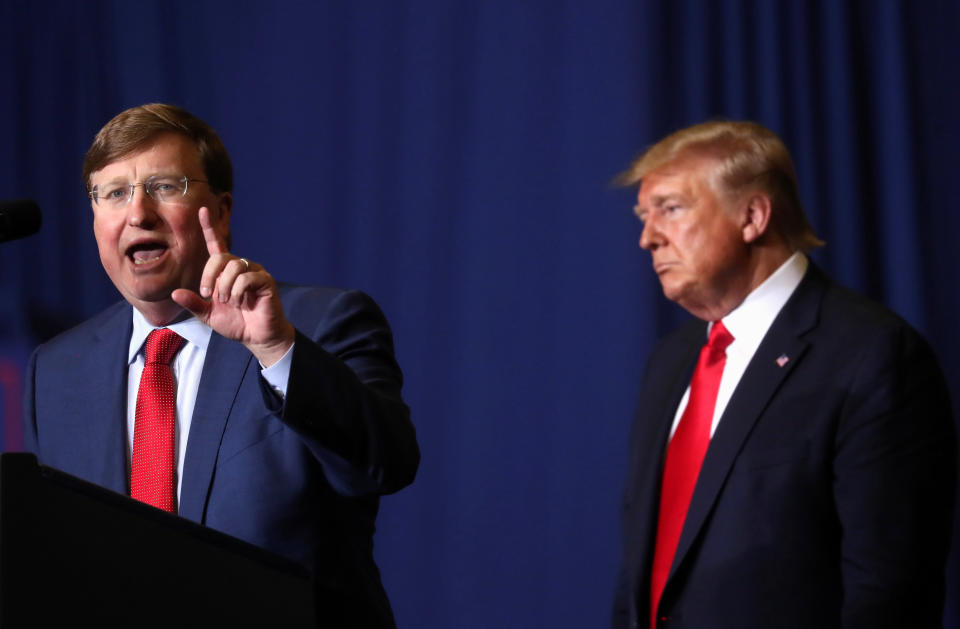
left=126, top=242, right=168, bottom=266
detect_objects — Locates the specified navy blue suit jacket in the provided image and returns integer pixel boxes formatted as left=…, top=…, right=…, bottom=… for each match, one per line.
left=614, top=265, right=955, bottom=629
left=24, top=285, right=419, bottom=628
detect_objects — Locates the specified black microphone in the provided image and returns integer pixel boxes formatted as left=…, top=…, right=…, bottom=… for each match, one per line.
left=0, top=199, right=42, bottom=243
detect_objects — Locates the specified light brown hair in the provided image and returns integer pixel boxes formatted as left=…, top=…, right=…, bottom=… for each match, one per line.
left=618, top=120, right=824, bottom=252
left=83, top=103, right=233, bottom=194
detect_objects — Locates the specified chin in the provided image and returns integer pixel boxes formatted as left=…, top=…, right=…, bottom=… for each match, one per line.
left=659, top=281, right=685, bottom=303
left=661, top=286, right=701, bottom=315
left=123, top=280, right=178, bottom=304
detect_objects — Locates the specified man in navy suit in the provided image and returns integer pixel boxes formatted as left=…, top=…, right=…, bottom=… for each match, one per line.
left=612, top=121, right=955, bottom=628
left=23, top=104, right=419, bottom=628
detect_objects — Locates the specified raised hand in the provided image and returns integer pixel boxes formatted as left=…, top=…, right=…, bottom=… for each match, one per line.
left=172, top=207, right=295, bottom=366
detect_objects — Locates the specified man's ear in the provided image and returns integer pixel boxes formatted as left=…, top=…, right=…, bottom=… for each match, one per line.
left=216, top=191, right=233, bottom=220
left=213, top=191, right=233, bottom=249
left=741, top=193, right=772, bottom=243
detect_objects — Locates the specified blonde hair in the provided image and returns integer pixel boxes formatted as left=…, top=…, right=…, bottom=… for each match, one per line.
left=617, top=120, right=823, bottom=252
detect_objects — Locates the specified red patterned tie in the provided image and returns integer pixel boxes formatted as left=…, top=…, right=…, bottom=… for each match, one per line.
left=649, top=321, right=734, bottom=628
left=131, top=328, right=185, bottom=512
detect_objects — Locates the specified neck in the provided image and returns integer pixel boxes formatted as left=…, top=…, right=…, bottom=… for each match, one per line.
left=134, top=300, right=189, bottom=327
left=742, top=243, right=794, bottom=299
left=688, top=244, right=796, bottom=321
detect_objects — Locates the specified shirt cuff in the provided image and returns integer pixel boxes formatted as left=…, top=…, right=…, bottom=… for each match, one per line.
left=260, top=341, right=294, bottom=398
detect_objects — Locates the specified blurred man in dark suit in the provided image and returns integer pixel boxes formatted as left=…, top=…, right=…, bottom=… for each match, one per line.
left=24, top=103, right=419, bottom=628
left=612, top=120, right=955, bottom=629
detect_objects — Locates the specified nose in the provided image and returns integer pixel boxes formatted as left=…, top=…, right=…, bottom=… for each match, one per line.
left=126, top=186, right=160, bottom=228
left=639, top=215, right=662, bottom=251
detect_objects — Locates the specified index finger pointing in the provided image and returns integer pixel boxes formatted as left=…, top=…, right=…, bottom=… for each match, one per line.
left=199, top=206, right=228, bottom=256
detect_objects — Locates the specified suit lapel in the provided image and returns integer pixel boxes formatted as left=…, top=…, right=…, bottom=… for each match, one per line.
left=626, top=322, right=704, bottom=608
left=667, top=266, right=825, bottom=582
left=80, top=304, right=132, bottom=494
left=178, top=332, right=253, bottom=522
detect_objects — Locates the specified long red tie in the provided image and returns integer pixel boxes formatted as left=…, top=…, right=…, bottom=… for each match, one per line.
left=649, top=321, right=734, bottom=628
left=130, top=328, right=185, bottom=512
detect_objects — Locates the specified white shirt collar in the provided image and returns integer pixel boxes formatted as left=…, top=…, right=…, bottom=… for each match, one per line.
left=716, top=251, right=808, bottom=351
left=128, top=308, right=213, bottom=364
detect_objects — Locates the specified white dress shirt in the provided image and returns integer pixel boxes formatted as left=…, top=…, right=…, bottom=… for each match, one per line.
left=126, top=308, right=294, bottom=502
left=669, top=252, right=808, bottom=439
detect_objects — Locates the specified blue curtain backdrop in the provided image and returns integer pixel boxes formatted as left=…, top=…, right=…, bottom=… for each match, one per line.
left=1, top=1, right=958, bottom=626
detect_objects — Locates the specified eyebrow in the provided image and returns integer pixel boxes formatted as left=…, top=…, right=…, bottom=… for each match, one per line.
left=647, top=192, right=686, bottom=207
left=635, top=193, right=683, bottom=215
left=92, top=172, right=181, bottom=187
left=92, top=176, right=128, bottom=187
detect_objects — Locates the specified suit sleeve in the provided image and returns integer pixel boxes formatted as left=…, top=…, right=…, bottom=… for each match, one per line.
left=261, top=288, right=419, bottom=497
left=833, top=324, right=956, bottom=628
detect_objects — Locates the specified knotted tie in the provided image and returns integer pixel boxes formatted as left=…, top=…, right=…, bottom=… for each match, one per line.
left=131, top=328, right=185, bottom=512
left=649, top=321, right=734, bottom=628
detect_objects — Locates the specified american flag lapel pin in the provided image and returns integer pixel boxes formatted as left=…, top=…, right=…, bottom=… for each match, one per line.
left=776, top=353, right=790, bottom=368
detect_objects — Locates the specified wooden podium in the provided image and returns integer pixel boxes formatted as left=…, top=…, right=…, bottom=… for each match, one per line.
left=0, top=453, right=316, bottom=626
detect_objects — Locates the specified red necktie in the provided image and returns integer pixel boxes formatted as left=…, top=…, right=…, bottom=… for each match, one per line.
left=130, top=328, right=185, bottom=512
left=649, top=321, right=734, bottom=628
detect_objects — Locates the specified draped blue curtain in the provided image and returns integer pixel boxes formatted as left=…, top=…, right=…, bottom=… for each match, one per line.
left=1, top=1, right=957, bottom=626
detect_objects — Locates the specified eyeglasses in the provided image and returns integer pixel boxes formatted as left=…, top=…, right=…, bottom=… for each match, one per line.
left=88, top=175, right=209, bottom=208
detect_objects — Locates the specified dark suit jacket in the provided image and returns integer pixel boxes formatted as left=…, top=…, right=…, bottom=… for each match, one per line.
left=23, top=285, right=419, bottom=628
left=613, top=265, right=956, bottom=629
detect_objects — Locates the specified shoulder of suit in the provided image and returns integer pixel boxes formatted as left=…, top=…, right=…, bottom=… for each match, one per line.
left=277, top=282, right=387, bottom=330
left=32, top=300, right=130, bottom=356
left=780, top=269, right=939, bottom=375
left=817, top=276, right=923, bottom=339
left=277, top=282, right=348, bottom=304
left=276, top=282, right=375, bottom=311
